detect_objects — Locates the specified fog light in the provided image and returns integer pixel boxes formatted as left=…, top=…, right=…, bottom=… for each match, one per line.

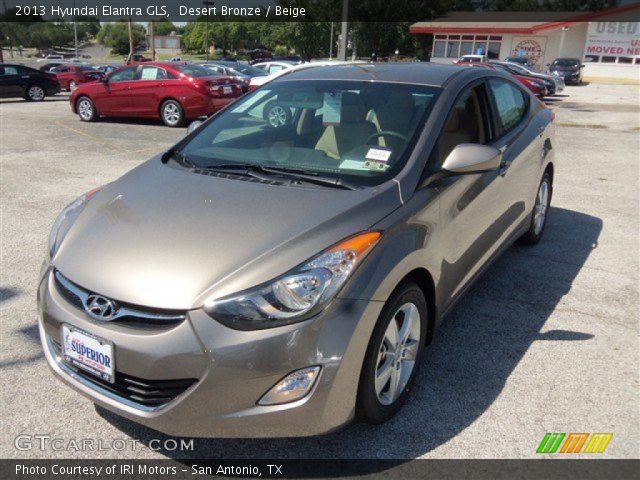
left=258, top=366, right=321, bottom=405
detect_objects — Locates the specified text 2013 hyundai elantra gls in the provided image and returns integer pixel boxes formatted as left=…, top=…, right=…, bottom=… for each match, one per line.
left=38, top=63, right=555, bottom=437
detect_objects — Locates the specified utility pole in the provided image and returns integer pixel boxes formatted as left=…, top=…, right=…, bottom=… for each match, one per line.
left=127, top=19, right=134, bottom=63
left=73, top=0, right=78, bottom=59
left=150, top=21, right=155, bottom=61
left=329, top=22, right=334, bottom=60
left=203, top=1, right=214, bottom=61
left=338, top=0, right=349, bottom=61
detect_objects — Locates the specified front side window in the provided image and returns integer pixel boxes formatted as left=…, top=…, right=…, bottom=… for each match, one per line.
left=108, top=67, right=137, bottom=82
left=488, top=79, right=527, bottom=133
left=438, top=84, right=489, bottom=162
left=180, top=80, right=440, bottom=187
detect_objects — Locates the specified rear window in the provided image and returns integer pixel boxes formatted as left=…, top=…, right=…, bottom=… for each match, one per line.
left=174, top=64, right=214, bottom=78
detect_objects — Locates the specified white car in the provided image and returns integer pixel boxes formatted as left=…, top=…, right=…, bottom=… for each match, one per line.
left=248, top=61, right=366, bottom=91
left=252, top=61, right=297, bottom=75
left=37, top=54, right=65, bottom=63
left=454, top=54, right=487, bottom=64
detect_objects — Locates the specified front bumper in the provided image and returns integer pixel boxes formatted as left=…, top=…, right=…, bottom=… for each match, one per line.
left=37, top=267, right=383, bottom=437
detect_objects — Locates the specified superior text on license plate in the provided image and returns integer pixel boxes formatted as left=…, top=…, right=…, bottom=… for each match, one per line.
left=61, top=325, right=115, bottom=383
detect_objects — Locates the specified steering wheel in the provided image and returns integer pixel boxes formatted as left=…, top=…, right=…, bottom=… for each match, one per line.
left=366, top=131, right=410, bottom=145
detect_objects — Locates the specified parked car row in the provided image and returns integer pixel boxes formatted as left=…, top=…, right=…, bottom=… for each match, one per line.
left=455, top=55, right=584, bottom=95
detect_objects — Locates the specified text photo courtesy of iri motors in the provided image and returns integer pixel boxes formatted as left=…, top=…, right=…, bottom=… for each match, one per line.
left=0, top=1, right=639, bottom=479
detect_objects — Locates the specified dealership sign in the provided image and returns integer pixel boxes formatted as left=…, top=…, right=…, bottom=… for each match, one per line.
left=510, top=36, right=547, bottom=70
left=585, top=22, right=640, bottom=59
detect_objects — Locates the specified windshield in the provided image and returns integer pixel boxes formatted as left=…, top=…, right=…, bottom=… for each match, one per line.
left=174, top=64, right=216, bottom=77
left=181, top=80, right=439, bottom=187
left=551, top=59, right=580, bottom=68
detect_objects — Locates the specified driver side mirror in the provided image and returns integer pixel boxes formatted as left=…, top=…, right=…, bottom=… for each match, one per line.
left=187, top=119, right=204, bottom=135
left=441, top=144, right=502, bottom=175
left=99, top=74, right=108, bottom=83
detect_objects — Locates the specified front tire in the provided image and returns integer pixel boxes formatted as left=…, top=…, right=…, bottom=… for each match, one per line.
left=356, top=281, right=428, bottom=424
left=25, top=85, right=45, bottom=102
left=160, top=100, right=185, bottom=127
left=520, top=172, right=552, bottom=245
left=76, top=96, right=97, bottom=122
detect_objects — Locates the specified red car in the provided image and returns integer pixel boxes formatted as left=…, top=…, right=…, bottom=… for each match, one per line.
left=51, top=64, right=102, bottom=91
left=462, top=63, right=548, bottom=98
left=69, top=62, right=244, bottom=127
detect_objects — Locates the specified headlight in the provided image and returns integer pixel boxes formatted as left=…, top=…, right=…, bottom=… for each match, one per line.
left=48, top=187, right=101, bottom=258
left=205, top=231, right=381, bottom=330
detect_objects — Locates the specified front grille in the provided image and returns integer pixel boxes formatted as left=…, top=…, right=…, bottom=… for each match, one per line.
left=51, top=339, right=197, bottom=407
left=53, top=270, right=186, bottom=327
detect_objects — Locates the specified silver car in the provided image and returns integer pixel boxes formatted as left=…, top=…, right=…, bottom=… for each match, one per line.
left=38, top=63, right=555, bottom=437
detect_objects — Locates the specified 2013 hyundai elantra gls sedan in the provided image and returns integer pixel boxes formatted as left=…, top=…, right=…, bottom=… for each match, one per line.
left=38, top=63, right=555, bottom=437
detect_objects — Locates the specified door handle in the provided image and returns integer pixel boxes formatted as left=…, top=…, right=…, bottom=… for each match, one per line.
left=21, top=75, right=30, bottom=79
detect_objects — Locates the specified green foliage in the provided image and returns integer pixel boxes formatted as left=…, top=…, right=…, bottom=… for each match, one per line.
left=97, top=22, right=146, bottom=55
left=151, top=19, right=178, bottom=36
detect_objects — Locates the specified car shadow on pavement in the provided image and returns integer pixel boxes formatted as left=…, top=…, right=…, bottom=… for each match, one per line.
left=0, top=97, right=68, bottom=104
left=97, top=206, right=602, bottom=461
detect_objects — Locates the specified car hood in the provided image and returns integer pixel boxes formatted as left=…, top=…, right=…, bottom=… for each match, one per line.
left=53, top=158, right=401, bottom=310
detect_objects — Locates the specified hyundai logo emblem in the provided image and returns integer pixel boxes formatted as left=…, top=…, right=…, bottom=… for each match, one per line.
left=84, top=294, right=117, bottom=320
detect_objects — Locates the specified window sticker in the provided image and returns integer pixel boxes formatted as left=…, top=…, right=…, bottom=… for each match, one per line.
left=322, top=92, right=342, bottom=126
left=140, top=68, right=159, bottom=80
left=364, top=148, right=392, bottom=171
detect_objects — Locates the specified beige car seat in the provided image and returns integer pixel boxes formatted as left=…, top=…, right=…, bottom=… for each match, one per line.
left=315, top=93, right=377, bottom=160
left=367, top=92, right=417, bottom=150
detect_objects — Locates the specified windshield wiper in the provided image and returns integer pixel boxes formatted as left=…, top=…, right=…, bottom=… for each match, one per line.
left=161, top=148, right=195, bottom=168
left=198, top=163, right=358, bottom=190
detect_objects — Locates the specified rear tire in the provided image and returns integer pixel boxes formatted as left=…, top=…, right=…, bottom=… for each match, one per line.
left=76, top=96, right=97, bottom=122
left=356, top=281, right=428, bottom=424
left=25, top=85, right=46, bottom=102
left=160, top=100, right=185, bottom=127
left=520, top=172, right=552, bottom=245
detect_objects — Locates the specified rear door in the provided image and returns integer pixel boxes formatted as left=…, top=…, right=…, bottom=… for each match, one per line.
left=486, top=77, right=542, bottom=233
left=53, top=65, right=72, bottom=89
left=0, top=65, right=24, bottom=98
left=128, top=66, right=171, bottom=115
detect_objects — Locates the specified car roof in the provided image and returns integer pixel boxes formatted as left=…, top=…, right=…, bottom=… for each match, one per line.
left=273, top=62, right=465, bottom=87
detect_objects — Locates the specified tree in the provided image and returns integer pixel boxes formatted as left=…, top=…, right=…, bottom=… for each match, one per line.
left=97, top=22, right=146, bottom=55
left=152, top=19, right=178, bottom=36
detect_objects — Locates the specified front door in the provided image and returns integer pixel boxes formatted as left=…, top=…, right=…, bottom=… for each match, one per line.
left=95, top=66, right=139, bottom=115
left=434, top=81, right=511, bottom=305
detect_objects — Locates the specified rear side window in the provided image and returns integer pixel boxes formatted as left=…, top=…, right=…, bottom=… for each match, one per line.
left=1, top=66, right=19, bottom=75
left=139, top=67, right=169, bottom=80
left=488, top=79, right=527, bottom=133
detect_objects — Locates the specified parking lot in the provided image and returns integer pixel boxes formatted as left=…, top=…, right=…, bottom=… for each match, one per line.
left=0, top=83, right=638, bottom=459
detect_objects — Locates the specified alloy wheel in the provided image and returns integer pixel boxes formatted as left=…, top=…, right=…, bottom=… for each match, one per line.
left=77, top=99, right=93, bottom=121
left=533, top=180, right=550, bottom=235
left=28, top=86, right=45, bottom=101
left=374, top=302, right=421, bottom=405
left=163, top=103, right=182, bottom=126
left=267, top=105, right=288, bottom=128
